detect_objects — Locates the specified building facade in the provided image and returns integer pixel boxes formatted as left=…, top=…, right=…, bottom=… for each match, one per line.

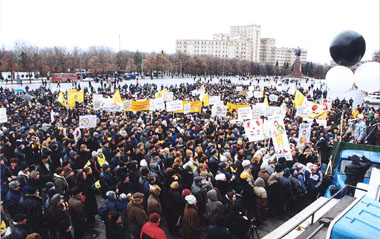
left=176, top=25, right=307, bottom=66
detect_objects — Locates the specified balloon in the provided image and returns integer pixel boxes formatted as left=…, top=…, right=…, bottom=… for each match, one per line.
left=325, top=66, right=354, bottom=92
left=330, top=31, right=366, bottom=66
left=354, top=62, right=380, bottom=92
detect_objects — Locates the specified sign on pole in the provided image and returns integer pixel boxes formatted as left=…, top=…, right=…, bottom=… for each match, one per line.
left=79, top=115, right=97, bottom=129
left=268, top=115, right=292, bottom=161
left=0, top=108, right=7, bottom=123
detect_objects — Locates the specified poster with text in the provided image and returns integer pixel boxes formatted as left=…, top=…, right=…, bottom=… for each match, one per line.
left=79, top=115, right=97, bottom=129
left=268, top=115, right=292, bottom=161
left=238, top=107, right=253, bottom=121
left=244, top=118, right=265, bottom=142
left=0, top=108, right=7, bottom=123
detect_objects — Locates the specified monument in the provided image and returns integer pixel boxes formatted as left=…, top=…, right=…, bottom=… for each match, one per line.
left=284, top=48, right=306, bottom=79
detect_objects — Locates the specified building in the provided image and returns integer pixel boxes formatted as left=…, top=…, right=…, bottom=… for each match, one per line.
left=176, top=25, right=307, bottom=65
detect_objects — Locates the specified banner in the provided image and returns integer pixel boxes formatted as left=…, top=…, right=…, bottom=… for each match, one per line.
left=162, top=92, right=173, bottom=102
left=166, top=100, right=183, bottom=112
left=174, top=101, right=202, bottom=113
left=268, top=115, right=292, bottom=161
left=79, top=115, right=97, bottom=129
left=298, top=123, right=311, bottom=146
left=103, top=99, right=123, bottom=112
left=294, top=90, right=305, bottom=108
left=155, top=88, right=168, bottom=98
left=209, top=96, right=221, bottom=105
left=238, top=107, right=253, bottom=121
left=269, top=94, right=278, bottom=102
left=0, top=108, right=7, bottom=123
left=226, top=102, right=250, bottom=113
left=212, top=104, right=227, bottom=117
left=244, top=118, right=265, bottom=142
left=130, top=100, right=150, bottom=111
left=183, top=103, right=191, bottom=114
left=123, top=100, right=132, bottom=111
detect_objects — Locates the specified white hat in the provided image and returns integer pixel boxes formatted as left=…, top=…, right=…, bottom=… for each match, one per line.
left=215, top=173, right=226, bottom=181
left=120, top=130, right=127, bottom=137
left=140, top=159, right=148, bottom=167
left=92, top=151, right=98, bottom=157
left=185, top=195, right=196, bottom=205
left=97, top=148, right=103, bottom=154
left=357, top=114, right=364, bottom=120
left=242, top=160, right=251, bottom=168
left=220, top=156, right=228, bottom=162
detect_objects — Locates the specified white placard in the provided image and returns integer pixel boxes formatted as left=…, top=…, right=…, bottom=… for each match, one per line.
left=268, top=115, right=292, bottom=161
left=236, top=86, right=243, bottom=91
left=163, top=92, right=174, bottom=102
left=166, top=100, right=183, bottom=112
left=298, top=123, right=311, bottom=146
left=269, top=94, right=278, bottom=102
left=191, top=89, right=201, bottom=96
left=183, top=103, right=191, bottom=114
left=50, top=111, right=55, bottom=123
left=322, top=99, right=332, bottom=111
left=123, top=100, right=132, bottom=110
left=238, top=107, right=253, bottom=121
left=209, top=96, right=221, bottom=105
left=0, top=108, right=6, bottom=123
left=79, top=115, right=97, bottom=129
left=212, top=104, right=227, bottom=117
left=254, top=91, right=263, bottom=98
left=244, top=119, right=265, bottom=142
left=252, top=103, right=266, bottom=116
left=288, top=88, right=296, bottom=96
left=265, top=106, right=281, bottom=117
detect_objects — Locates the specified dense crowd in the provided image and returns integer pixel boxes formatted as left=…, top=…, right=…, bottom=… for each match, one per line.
left=1, top=76, right=379, bottom=239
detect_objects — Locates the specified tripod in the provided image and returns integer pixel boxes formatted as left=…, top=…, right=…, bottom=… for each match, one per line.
left=248, top=217, right=260, bottom=239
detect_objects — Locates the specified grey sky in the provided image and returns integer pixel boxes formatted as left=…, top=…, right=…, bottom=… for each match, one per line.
left=0, top=0, right=378, bottom=64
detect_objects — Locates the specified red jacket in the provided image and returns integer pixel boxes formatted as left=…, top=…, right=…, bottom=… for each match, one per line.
left=140, top=221, right=166, bottom=239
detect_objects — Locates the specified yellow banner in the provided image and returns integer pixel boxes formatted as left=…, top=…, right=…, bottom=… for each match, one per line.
left=174, top=101, right=202, bottom=113
left=227, top=102, right=250, bottom=113
left=129, top=100, right=150, bottom=111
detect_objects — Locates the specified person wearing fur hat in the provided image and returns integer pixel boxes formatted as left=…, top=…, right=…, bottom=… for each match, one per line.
left=183, top=195, right=200, bottom=239
left=127, top=192, right=148, bottom=238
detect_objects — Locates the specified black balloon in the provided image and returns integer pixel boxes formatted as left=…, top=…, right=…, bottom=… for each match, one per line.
left=329, top=31, right=366, bottom=66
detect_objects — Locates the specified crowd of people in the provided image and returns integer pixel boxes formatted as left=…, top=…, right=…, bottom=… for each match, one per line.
left=0, top=76, right=379, bottom=239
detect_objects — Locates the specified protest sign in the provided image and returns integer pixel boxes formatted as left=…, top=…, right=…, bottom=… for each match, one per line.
left=268, top=115, right=292, bottom=161
left=269, top=94, right=278, bottom=102
left=236, top=86, right=243, bottom=91
left=212, top=104, right=227, bottom=117
left=123, top=100, right=132, bottom=110
left=163, top=92, right=174, bottom=102
left=238, top=107, right=253, bottom=121
left=183, top=103, right=191, bottom=114
left=0, top=108, right=7, bottom=123
left=130, top=100, right=150, bottom=111
left=254, top=91, right=263, bottom=98
left=244, top=119, right=265, bottom=142
left=298, top=123, right=311, bottom=146
left=209, top=96, right=221, bottom=105
left=79, top=115, right=97, bottom=129
left=166, top=100, right=183, bottom=112
left=252, top=103, right=266, bottom=116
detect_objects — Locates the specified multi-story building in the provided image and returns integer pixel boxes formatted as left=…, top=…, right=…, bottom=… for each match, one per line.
left=176, top=25, right=307, bottom=65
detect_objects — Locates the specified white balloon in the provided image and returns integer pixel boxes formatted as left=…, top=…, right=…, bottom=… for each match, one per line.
left=325, top=66, right=354, bottom=92
left=354, top=62, right=380, bottom=93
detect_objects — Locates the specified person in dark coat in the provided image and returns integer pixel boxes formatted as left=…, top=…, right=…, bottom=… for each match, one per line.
left=240, top=172, right=255, bottom=217
left=46, top=194, right=72, bottom=239
left=99, top=164, right=116, bottom=198
left=106, top=211, right=126, bottom=239
left=205, top=188, right=224, bottom=225
left=207, top=215, right=232, bottom=239
left=344, top=154, right=372, bottom=196
left=76, top=169, right=97, bottom=223
left=19, top=186, right=45, bottom=236
left=68, top=187, right=87, bottom=239
left=11, top=214, right=29, bottom=239
left=4, top=180, right=22, bottom=218
left=37, top=154, right=53, bottom=185
left=165, top=181, right=183, bottom=236
left=127, top=192, right=148, bottom=238
left=191, top=176, right=207, bottom=222
left=278, top=168, right=292, bottom=217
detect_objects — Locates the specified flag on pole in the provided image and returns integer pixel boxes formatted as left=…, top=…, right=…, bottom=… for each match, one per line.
left=202, top=93, right=209, bottom=107
left=294, top=90, right=305, bottom=108
left=113, top=90, right=123, bottom=104
left=264, top=96, right=269, bottom=106
left=75, top=90, right=84, bottom=103
left=56, top=92, right=66, bottom=106
left=67, top=89, right=77, bottom=109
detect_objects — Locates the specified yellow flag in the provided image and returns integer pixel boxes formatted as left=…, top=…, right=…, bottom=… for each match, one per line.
left=260, top=88, right=264, bottom=97
left=264, top=96, right=269, bottom=106
left=67, top=89, right=77, bottom=109
left=75, top=90, right=84, bottom=103
left=56, top=92, right=66, bottom=106
left=294, top=90, right=305, bottom=108
left=202, top=93, right=209, bottom=107
left=155, top=88, right=168, bottom=98
left=113, top=90, right=123, bottom=104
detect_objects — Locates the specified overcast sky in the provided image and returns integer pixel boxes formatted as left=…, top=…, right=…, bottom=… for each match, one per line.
left=0, top=0, right=378, bottom=64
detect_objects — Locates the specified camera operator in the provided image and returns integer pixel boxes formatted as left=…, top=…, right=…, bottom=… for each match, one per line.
left=344, top=154, right=372, bottom=196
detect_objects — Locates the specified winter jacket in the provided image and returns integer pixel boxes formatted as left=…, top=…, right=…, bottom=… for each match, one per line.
left=345, top=160, right=371, bottom=187
left=127, top=202, right=148, bottom=238
left=308, top=169, right=323, bottom=191
left=11, top=224, right=29, bottom=239
left=147, top=194, right=162, bottom=216
left=207, top=225, right=232, bottom=239
left=53, top=174, right=69, bottom=198
left=205, top=189, right=224, bottom=225
left=183, top=204, right=200, bottom=239
left=106, top=222, right=126, bottom=239
left=353, top=120, right=366, bottom=141
left=140, top=221, right=167, bottom=239
left=68, top=196, right=87, bottom=226
left=4, top=189, right=22, bottom=217
left=19, top=194, right=44, bottom=231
